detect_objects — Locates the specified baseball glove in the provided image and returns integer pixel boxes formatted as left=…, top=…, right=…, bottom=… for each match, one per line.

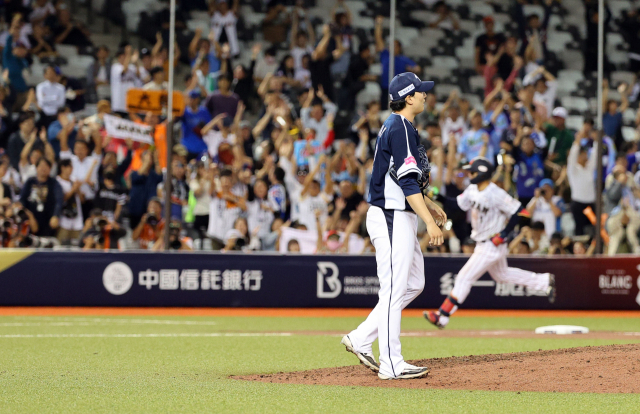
left=417, top=144, right=431, bottom=190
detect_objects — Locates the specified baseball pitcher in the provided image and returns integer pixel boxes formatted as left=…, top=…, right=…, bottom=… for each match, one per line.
left=341, top=73, right=446, bottom=380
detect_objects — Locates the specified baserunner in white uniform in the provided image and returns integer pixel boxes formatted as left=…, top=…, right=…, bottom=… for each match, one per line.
left=424, top=157, right=556, bottom=329
left=340, top=73, right=447, bottom=380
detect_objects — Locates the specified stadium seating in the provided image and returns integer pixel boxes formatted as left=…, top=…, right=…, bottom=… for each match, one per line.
left=561, top=96, right=590, bottom=114
left=622, top=126, right=638, bottom=141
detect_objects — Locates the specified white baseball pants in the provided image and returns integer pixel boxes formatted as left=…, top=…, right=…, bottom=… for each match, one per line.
left=347, top=206, right=425, bottom=378
left=451, top=241, right=550, bottom=304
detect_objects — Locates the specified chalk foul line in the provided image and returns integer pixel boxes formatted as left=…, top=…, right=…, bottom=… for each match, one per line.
left=0, top=332, right=292, bottom=339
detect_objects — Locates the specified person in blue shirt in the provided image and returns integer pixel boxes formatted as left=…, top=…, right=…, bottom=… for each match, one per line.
left=181, top=90, right=212, bottom=159
left=3, top=24, right=30, bottom=111
left=374, top=16, right=421, bottom=108
left=602, top=79, right=629, bottom=148
left=482, top=87, right=509, bottom=156
left=458, top=111, right=492, bottom=164
left=513, top=135, right=545, bottom=207
left=188, top=28, right=222, bottom=74
left=47, top=107, right=77, bottom=159
left=129, top=149, right=163, bottom=229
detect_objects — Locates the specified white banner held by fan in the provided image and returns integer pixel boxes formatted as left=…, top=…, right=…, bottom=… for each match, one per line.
left=279, top=227, right=365, bottom=254
left=104, top=114, right=153, bottom=144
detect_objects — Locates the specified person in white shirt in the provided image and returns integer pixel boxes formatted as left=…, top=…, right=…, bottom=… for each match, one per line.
left=522, top=65, right=557, bottom=119
left=440, top=105, right=468, bottom=146
left=429, top=1, right=460, bottom=30
left=56, top=158, right=83, bottom=243
left=527, top=178, right=564, bottom=238
left=29, top=0, right=56, bottom=25
left=110, top=45, right=142, bottom=114
left=294, top=55, right=312, bottom=89
left=289, top=155, right=334, bottom=234
left=567, top=134, right=599, bottom=235
left=59, top=126, right=102, bottom=220
left=201, top=113, right=237, bottom=162
left=254, top=46, right=279, bottom=83
left=247, top=179, right=274, bottom=242
left=290, top=8, right=315, bottom=70
left=142, top=67, right=167, bottom=91
left=19, top=127, right=56, bottom=181
left=1, top=158, right=22, bottom=200
left=36, top=65, right=66, bottom=126
left=207, top=168, right=246, bottom=250
left=300, top=87, right=337, bottom=146
left=209, top=0, right=240, bottom=57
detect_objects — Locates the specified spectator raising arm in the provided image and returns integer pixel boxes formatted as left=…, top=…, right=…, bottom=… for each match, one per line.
left=201, top=113, right=228, bottom=136
left=19, top=129, right=38, bottom=169
left=374, top=16, right=385, bottom=53
left=504, top=56, right=523, bottom=91
left=40, top=128, right=56, bottom=165
left=312, top=24, right=345, bottom=61
left=256, top=72, right=273, bottom=98
left=152, top=32, right=164, bottom=62
left=483, top=78, right=504, bottom=111
left=252, top=107, right=274, bottom=138
left=602, top=79, right=610, bottom=113
left=341, top=206, right=366, bottom=253
left=620, top=83, right=630, bottom=113
left=188, top=28, right=204, bottom=61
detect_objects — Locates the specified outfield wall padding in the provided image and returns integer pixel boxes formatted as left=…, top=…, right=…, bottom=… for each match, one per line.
left=1, top=250, right=639, bottom=309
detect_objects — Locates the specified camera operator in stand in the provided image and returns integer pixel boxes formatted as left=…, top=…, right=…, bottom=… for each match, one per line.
left=80, top=208, right=126, bottom=250
left=1, top=201, right=39, bottom=247
left=132, top=197, right=164, bottom=249
left=151, top=219, right=193, bottom=251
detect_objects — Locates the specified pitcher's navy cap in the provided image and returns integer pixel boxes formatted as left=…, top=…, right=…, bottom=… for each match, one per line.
left=389, top=72, right=434, bottom=102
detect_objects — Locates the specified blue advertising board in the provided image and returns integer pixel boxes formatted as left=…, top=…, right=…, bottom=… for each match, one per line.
left=0, top=250, right=639, bottom=309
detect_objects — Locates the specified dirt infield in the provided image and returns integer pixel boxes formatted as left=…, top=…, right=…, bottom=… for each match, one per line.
left=238, top=344, right=640, bottom=393
left=1, top=307, right=639, bottom=318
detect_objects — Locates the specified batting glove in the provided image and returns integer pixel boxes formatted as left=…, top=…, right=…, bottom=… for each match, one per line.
left=490, top=234, right=506, bottom=246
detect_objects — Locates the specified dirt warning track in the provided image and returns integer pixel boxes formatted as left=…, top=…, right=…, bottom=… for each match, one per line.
left=238, top=344, right=640, bottom=393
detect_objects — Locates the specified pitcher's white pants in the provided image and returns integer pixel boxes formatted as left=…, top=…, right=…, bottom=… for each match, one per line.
left=347, top=206, right=425, bottom=378
left=451, top=241, right=550, bottom=304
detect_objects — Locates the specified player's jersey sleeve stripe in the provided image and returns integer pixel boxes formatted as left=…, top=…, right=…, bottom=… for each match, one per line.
left=396, top=164, right=422, bottom=179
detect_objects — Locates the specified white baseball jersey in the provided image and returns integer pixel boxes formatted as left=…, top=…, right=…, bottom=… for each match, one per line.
left=247, top=199, right=274, bottom=240
left=207, top=193, right=242, bottom=241
left=443, top=184, right=550, bottom=313
left=457, top=182, right=521, bottom=242
left=210, top=11, right=239, bottom=56
left=440, top=116, right=467, bottom=146
left=290, top=190, right=332, bottom=234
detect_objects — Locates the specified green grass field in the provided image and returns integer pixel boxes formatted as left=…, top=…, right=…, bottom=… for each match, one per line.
left=1, top=313, right=640, bottom=413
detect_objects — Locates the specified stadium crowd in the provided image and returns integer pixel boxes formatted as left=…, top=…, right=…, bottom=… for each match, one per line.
left=0, top=0, right=640, bottom=256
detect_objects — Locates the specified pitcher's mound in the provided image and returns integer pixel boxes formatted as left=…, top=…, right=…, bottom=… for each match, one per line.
left=237, top=344, right=640, bottom=393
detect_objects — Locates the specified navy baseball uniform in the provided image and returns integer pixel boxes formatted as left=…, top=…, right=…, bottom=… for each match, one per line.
left=344, top=73, right=434, bottom=379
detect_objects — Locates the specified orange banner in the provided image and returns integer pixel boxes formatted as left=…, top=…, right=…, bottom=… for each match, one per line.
left=126, top=89, right=185, bottom=116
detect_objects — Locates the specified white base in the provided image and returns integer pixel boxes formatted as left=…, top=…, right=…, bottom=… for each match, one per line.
left=535, top=325, right=589, bottom=335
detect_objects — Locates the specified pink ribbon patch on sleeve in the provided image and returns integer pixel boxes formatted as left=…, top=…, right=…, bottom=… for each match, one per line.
left=404, top=156, right=417, bottom=165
